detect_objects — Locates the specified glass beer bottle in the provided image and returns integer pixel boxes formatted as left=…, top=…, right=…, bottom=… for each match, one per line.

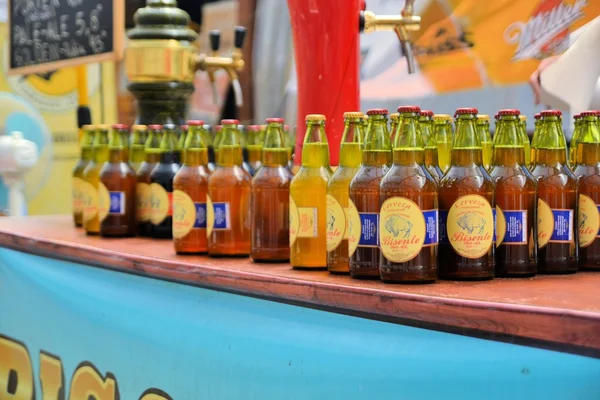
left=349, top=109, right=392, bottom=278
left=573, top=111, right=600, bottom=270
left=517, top=115, right=532, bottom=169
left=172, top=121, right=210, bottom=254
left=490, top=110, right=537, bottom=277
left=246, top=125, right=263, bottom=174
left=380, top=106, right=439, bottom=283
left=389, top=112, right=400, bottom=146
left=420, top=110, right=444, bottom=182
left=129, top=125, right=147, bottom=173
left=136, top=125, right=162, bottom=237
left=208, top=120, right=252, bottom=256
left=569, top=114, right=582, bottom=168
left=531, top=110, right=578, bottom=273
left=438, top=108, right=495, bottom=280
left=82, top=125, right=110, bottom=235
left=290, top=114, right=331, bottom=269
left=150, top=124, right=181, bottom=239
left=213, top=125, right=223, bottom=165
left=98, top=124, right=137, bottom=237
left=326, top=112, right=364, bottom=274
left=434, top=114, right=453, bottom=173
left=204, top=124, right=217, bottom=172
left=283, top=124, right=295, bottom=170
left=251, top=118, right=293, bottom=262
left=72, top=125, right=95, bottom=227
left=477, top=115, right=493, bottom=170
left=178, top=124, right=188, bottom=152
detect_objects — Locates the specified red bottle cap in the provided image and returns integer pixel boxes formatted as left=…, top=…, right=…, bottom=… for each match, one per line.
left=112, top=124, right=130, bottom=130
left=147, top=124, right=162, bottom=130
left=284, top=125, right=290, bottom=130
left=534, top=113, right=541, bottom=120
left=187, top=120, right=205, bottom=126
left=580, top=111, right=599, bottom=117
left=221, top=119, right=239, bottom=125
left=366, top=109, right=389, bottom=115
left=397, top=106, right=421, bottom=113
left=454, top=108, right=478, bottom=116
left=266, top=118, right=285, bottom=124
left=540, top=110, right=562, bottom=117
left=421, top=110, right=434, bottom=117
left=497, top=109, right=521, bottom=116
left=180, top=125, right=189, bottom=131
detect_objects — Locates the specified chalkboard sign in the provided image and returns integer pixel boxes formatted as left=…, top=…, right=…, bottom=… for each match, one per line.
left=8, top=0, right=124, bottom=75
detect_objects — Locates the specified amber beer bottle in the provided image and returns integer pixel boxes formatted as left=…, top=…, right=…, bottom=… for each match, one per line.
left=251, top=118, right=293, bottom=262
left=438, top=108, right=495, bottom=280
left=204, top=124, right=217, bottom=171
left=490, top=110, right=537, bottom=277
left=72, top=125, right=95, bottom=226
left=178, top=124, right=188, bottom=152
left=97, top=125, right=137, bottom=237
left=150, top=124, right=181, bottom=239
left=434, top=114, right=453, bottom=173
left=246, top=125, right=263, bottom=174
left=389, top=112, right=400, bottom=145
left=517, top=115, right=532, bottom=169
left=420, top=110, right=444, bottom=182
left=290, top=114, right=331, bottom=269
left=380, top=106, right=438, bottom=283
left=172, top=121, right=210, bottom=254
left=531, top=110, right=578, bottom=273
left=569, top=114, right=582, bottom=168
left=349, top=109, right=392, bottom=278
left=82, top=125, right=110, bottom=235
left=573, top=111, right=600, bottom=270
left=477, top=115, right=493, bottom=171
left=208, top=120, right=252, bottom=256
left=326, top=112, right=364, bottom=274
left=136, top=125, right=162, bottom=237
left=129, top=125, right=147, bottom=173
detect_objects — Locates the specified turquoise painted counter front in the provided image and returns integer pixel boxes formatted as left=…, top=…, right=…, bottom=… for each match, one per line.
left=1, top=247, right=600, bottom=399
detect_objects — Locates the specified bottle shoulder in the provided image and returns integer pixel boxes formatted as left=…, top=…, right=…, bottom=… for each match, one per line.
left=292, top=166, right=330, bottom=182
left=173, top=165, right=210, bottom=184
left=439, top=166, right=494, bottom=189
left=252, top=166, right=293, bottom=187
left=532, top=165, right=577, bottom=188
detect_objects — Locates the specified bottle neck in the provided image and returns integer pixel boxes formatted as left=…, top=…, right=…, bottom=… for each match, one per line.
left=493, top=118, right=525, bottom=166
left=339, top=119, right=363, bottom=168
left=394, top=113, right=423, bottom=166
left=261, top=123, right=287, bottom=167
left=363, top=115, right=390, bottom=165
left=452, top=115, right=482, bottom=166
left=576, top=117, right=600, bottom=166
left=302, top=121, right=329, bottom=168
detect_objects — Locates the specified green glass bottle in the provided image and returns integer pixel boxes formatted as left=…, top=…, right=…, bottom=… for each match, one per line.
left=72, top=125, right=95, bottom=227
left=517, top=115, right=532, bottom=169
left=477, top=115, right=493, bottom=170
left=420, top=110, right=444, bottom=182
left=569, top=114, right=582, bottom=168
left=213, top=125, right=223, bottom=165
left=326, top=112, right=364, bottom=274
left=178, top=124, right=189, bottom=156
left=129, top=125, right=147, bottom=173
left=433, top=114, right=453, bottom=173
left=389, top=112, right=400, bottom=147
left=349, top=109, right=392, bottom=279
left=246, top=125, right=263, bottom=174
left=82, top=125, right=110, bottom=235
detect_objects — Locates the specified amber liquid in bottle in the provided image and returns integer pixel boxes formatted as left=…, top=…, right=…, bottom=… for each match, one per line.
left=72, top=125, right=94, bottom=227
left=136, top=126, right=162, bottom=237
left=82, top=125, right=110, bottom=235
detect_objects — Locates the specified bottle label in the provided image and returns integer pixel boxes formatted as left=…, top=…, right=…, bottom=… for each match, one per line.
left=212, top=202, right=231, bottom=230
left=345, top=200, right=361, bottom=256
left=297, top=207, right=318, bottom=238
left=358, top=213, right=379, bottom=247
left=379, top=197, right=437, bottom=263
left=447, top=195, right=494, bottom=259
left=496, top=207, right=527, bottom=246
left=97, top=183, right=110, bottom=222
left=537, top=199, right=553, bottom=248
left=72, top=177, right=85, bottom=213
left=289, top=196, right=299, bottom=246
left=150, top=183, right=172, bottom=225
left=206, top=195, right=214, bottom=237
left=173, top=190, right=206, bottom=239
left=326, top=195, right=346, bottom=252
left=136, top=183, right=152, bottom=222
left=578, top=194, right=600, bottom=248
left=537, top=199, right=574, bottom=246
left=81, top=181, right=98, bottom=222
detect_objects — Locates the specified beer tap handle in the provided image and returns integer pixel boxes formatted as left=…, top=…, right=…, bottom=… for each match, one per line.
left=209, top=30, right=221, bottom=54
left=402, top=0, right=415, bottom=16
left=233, top=26, right=247, bottom=50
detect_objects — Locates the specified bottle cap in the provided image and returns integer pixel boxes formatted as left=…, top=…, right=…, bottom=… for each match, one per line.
left=162, top=123, right=177, bottom=130
left=82, top=124, right=94, bottom=130
left=180, top=125, right=189, bottom=131
left=497, top=109, right=520, bottom=117
left=389, top=112, right=400, bottom=121
left=305, top=114, right=326, bottom=122
left=187, top=120, right=205, bottom=126
left=221, top=119, right=240, bottom=125
left=343, top=112, right=364, bottom=119
left=132, top=124, right=147, bottom=131
left=421, top=110, right=434, bottom=117
left=540, top=110, right=562, bottom=117
left=266, top=118, right=285, bottom=124
left=397, top=106, right=421, bottom=113
left=247, top=125, right=260, bottom=131
left=148, top=124, right=162, bottom=130
left=111, top=124, right=130, bottom=130
left=97, top=124, right=111, bottom=130
left=454, top=108, right=478, bottom=116
left=519, top=115, right=527, bottom=121
left=366, top=109, right=388, bottom=115
left=284, top=125, right=290, bottom=130
left=433, top=114, right=452, bottom=121
left=580, top=111, right=599, bottom=117
left=534, top=113, right=541, bottom=120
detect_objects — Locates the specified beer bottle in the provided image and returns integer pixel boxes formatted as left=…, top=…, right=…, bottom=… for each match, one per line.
left=172, top=120, right=210, bottom=254
left=213, top=125, right=223, bottom=165
left=129, top=125, right=147, bottom=173
left=150, top=124, right=181, bottom=239
left=531, top=110, right=578, bottom=273
left=362, top=114, right=369, bottom=132
left=573, top=111, right=600, bottom=270
left=420, top=110, right=444, bottom=182
left=389, top=112, right=400, bottom=146
left=326, top=112, right=364, bottom=274
left=208, top=120, right=252, bottom=256
left=569, top=114, right=582, bottom=168
left=72, top=125, right=95, bottom=227
left=98, top=124, right=137, bottom=237
left=380, top=106, right=438, bottom=283
left=82, top=125, right=110, bottom=235
left=178, top=124, right=188, bottom=154
left=433, top=114, right=453, bottom=173
left=204, top=124, right=217, bottom=171
left=477, top=115, right=493, bottom=170
left=518, top=115, right=532, bottom=169
left=283, top=124, right=295, bottom=170
left=136, top=125, right=162, bottom=237
left=290, top=114, right=331, bottom=269
left=438, top=108, right=495, bottom=280
left=246, top=125, right=263, bottom=174
left=490, top=110, right=537, bottom=277
left=349, top=109, right=392, bottom=278
left=251, top=118, right=293, bottom=262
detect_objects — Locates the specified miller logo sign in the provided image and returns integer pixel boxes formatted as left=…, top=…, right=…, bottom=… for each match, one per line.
left=504, top=0, right=588, bottom=61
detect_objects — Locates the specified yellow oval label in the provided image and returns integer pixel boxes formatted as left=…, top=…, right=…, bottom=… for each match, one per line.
left=72, top=177, right=85, bottom=213
left=150, top=183, right=171, bottom=225
left=289, top=196, right=299, bottom=246
left=206, top=194, right=214, bottom=237
left=173, top=190, right=197, bottom=239
left=537, top=199, right=554, bottom=249
left=81, top=181, right=98, bottom=223
left=579, top=194, right=600, bottom=248
left=346, top=199, right=361, bottom=256
left=326, top=195, right=346, bottom=252
left=496, top=206, right=506, bottom=247
left=379, top=197, right=426, bottom=263
left=136, top=183, right=152, bottom=222
left=447, top=195, right=494, bottom=259
left=97, top=182, right=110, bottom=223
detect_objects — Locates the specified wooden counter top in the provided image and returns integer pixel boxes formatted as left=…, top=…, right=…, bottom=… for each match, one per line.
left=1, top=215, right=599, bottom=356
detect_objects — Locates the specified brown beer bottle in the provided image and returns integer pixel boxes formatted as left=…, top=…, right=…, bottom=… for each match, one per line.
left=380, top=106, right=438, bottom=283
left=420, top=110, right=444, bottom=182
left=136, top=125, right=162, bottom=237
left=129, top=125, right=147, bottom=173
left=438, top=108, right=495, bottom=280
left=208, top=120, right=252, bottom=256
left=531, top=110, right=578, bottom=273
left=98, top=124, right=137, bottom=237
left=349, top=109, right=392, bottom=279
left=573, top=111, right=600, bottom=270
left=389, top=112, right=400, bottom=146
left=72, top=125, right=95, bottom=226
left=490, top=110, right=537, bottom=277
left=82, top=125, right=110, bottom=235
left=251, top=118, right=293, bottom=262
left=172, top=121, right=210, bottom=254
left=246, top=125, right=263, bottom=174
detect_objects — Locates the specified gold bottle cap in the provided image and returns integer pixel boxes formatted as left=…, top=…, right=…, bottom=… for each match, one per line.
left=343, top=112, right=364, bottom=119
left=82, top=124, right=94, bottom=130
left=305, top=114, right=326, bottom=122
left=389, top=112, right=400, bottom=121
left=433, top=114, right=452, bottom=121
left=132, top=124, right=148, bottom=131
left=97, top=124, right=111, bottom=130
left=477, top=114, right=490, bottom=122
left=519, top=115, right=527, bottom=122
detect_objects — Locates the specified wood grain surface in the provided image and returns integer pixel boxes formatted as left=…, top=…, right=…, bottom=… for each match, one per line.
left=1, top=215, right=599, bottom=356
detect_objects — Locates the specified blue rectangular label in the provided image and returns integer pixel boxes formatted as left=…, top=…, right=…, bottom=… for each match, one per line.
left=503, top=210, right=527, bottom=244
left=194, top=203, right=207, bottom=229
left=109, top=192, right=125, bottom=215
left=439, top=210, right=449, bottom=244
left=213, top=202, right=231, bottom=230
left=550, top=209, right=573, bottom=242
left=492, top=208, right=497, bottom=242
left=359, top=213, right=379, bottom=247
left=423, top=210, right=438, bottom=245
